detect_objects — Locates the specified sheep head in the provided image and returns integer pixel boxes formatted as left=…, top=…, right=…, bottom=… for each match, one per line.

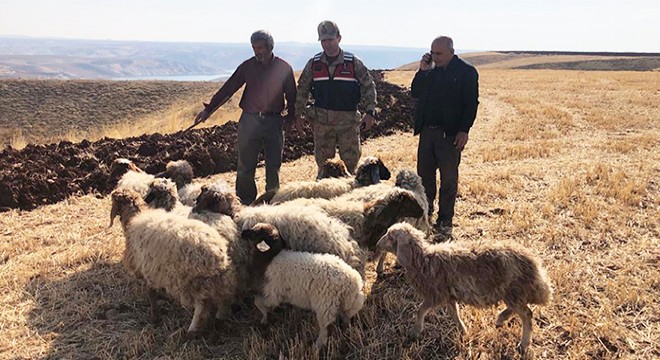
left=193, top=181, right=241, bottom=216
left=395, top=169, right=422, bottom=191
left=110, top=189, right=144, bottom=228
left=318, top=158, right=352, bottom=179
left=144, top=178, right=179, bottom=211
left=241, top=223, right=286, bottom=287
left=108, top=158, right=143, bottom=185
left=377, top=223, right=422, bottom=267
left=156, top=160, right=194, bottom=189
left=354, top=156, right=391, bottom=186
left=363, top=190, right=424, bottom=248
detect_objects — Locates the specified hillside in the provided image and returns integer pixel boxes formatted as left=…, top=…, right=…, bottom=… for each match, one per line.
left=0, top=79, right=232, bottom=146
left=397, top=51, right=660, bottom=71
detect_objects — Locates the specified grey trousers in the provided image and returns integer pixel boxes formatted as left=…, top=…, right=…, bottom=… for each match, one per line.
left=417, top=127, right=462, bottom=226
left=236, top=112, right=284, bottom=205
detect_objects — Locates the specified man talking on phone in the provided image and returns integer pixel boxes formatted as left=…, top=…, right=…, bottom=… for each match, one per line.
left=411, top=36, right=479, bottom=241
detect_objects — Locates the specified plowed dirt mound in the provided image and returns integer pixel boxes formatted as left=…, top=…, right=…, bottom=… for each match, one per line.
left=0, top=74, right=416, bottom=211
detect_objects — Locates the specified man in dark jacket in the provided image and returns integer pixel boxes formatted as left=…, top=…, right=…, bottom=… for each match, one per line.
left=411, top=36, right=479, bottom=240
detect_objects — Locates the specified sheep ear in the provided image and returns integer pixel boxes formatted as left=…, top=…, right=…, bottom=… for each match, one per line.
left=256, top=240, right=271, bottom=252
left=379, top=162, right=391, bottom=180
left=109, top=201, right=119, bottom=228
left=396, top=240, right=412, bottom=267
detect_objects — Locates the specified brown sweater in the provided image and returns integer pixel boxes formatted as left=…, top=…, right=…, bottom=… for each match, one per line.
left=205, top=54, right=296, bottom=117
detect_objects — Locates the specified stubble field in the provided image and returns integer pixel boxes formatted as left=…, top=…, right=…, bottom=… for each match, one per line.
left=1, top=68, right=658, bottom=359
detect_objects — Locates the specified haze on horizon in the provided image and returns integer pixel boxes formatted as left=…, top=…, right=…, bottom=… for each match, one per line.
left=1, top=0, right=658, bottom=53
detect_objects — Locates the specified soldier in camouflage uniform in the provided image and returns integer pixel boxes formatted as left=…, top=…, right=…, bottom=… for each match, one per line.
left=295, top=20, right=377, bottom=178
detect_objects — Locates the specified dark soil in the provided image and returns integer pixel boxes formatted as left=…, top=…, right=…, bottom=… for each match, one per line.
left=0, top=73, right=417, bottom=211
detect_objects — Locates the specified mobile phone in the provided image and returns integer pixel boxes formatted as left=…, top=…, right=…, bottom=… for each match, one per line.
left=424, top=53, right=432, bottom=64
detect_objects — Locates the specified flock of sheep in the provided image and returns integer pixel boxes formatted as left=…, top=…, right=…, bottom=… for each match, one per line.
left=108, top=156, right=552, bottom=354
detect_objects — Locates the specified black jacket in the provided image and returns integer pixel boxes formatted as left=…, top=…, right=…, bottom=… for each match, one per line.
left=411, top=55, right=479, bottom=135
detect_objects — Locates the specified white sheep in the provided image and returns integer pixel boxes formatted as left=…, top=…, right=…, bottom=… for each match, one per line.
left=242, top=223, right=365, bottom=349
left=376, top=223, right=553, bottom=354
left=194, top=182, right=366, bottom=277
left=146, top=178, right=258, bottom=298
left=250, top=156, right=391, bottom=205
left=281, top=187, right=425, bottom=273
left=109, top=188, right=237, bottom=334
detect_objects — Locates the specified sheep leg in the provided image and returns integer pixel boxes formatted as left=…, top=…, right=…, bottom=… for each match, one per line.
left=446, top=301, right=467, bottom=334
left=496, top=307, right=514, bottom=327
left=513, top=305, right=534, bottom=354
left=411, top=299, right=435, bottom=337
left=315, top=310, right=335, bottom=349
left=147, top=288, right=160, bottom=324
left=254, top=296, right=270, bottom=324
left=187, top=299, right=213, bottom=334
left=375, top=251, right=386, bottom=275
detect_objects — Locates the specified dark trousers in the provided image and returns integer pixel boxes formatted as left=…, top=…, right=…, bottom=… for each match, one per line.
left=236, top=112, right=284, bottom=205
left=417, top=127, right=461, bottom=226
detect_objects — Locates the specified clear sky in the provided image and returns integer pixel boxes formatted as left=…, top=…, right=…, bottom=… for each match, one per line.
left=1, top=0, right=658, bottom=52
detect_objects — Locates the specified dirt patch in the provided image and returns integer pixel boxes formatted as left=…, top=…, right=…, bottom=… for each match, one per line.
left=0, top=73, right=417, bottom=211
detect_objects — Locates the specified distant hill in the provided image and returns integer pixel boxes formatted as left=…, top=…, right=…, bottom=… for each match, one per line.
left=0, top=37, right=426, bottom=79
left=397, top=51, right=660, bottom=71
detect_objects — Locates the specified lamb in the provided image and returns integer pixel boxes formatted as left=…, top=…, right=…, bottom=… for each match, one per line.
left=109, top=188, right=237, bottom=335
left=250, top=156, right=391, bottom=205
left=282, top=188, right=424, bottom=273
left=194, top=182, right=365, bottom=277
left=242, top=222, right=365, bottom=349
left=376, top=223, right=553, bottom=353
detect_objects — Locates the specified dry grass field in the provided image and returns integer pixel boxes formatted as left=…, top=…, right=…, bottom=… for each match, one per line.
left=1, top=68, right=659, bottom=359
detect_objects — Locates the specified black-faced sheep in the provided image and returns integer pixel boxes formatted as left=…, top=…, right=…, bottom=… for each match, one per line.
left=282, top=188, right=425, bottom=273
left=250, top=156, right=391, bottom=206
left=242, top=223, right=365, bottom=349
left=376, top=223, right=552, bottom=353
left=109, top=189, right=237, bottom=334
left=194, top=182, right=366, bottom=278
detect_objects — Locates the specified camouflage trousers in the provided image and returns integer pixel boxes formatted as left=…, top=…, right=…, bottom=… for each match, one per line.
left=308, top=107, right=362, bottom=178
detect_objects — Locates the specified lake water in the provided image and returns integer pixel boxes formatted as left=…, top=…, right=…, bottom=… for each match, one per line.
left=113, top=73, right=231, bottom=81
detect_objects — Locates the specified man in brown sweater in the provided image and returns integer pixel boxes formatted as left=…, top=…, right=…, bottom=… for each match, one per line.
left=194, top=30, right=297, bottom=204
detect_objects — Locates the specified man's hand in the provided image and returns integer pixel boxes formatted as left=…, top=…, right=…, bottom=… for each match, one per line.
left=454, top=131, right=469, bottom=150
left=360, top=113, right=375, bottom=132
left=194, top=109, right=210, bottom=125
left=420, top=53, right=433, bottom=71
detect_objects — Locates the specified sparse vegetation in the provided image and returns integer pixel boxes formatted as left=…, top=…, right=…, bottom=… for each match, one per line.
left=0, top=65, right=658, bottom=359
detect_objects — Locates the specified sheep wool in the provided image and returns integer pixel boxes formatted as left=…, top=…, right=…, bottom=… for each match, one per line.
left=235, top=204, right=364, bottom=275
left=110, top=189, right=236, bottom=333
